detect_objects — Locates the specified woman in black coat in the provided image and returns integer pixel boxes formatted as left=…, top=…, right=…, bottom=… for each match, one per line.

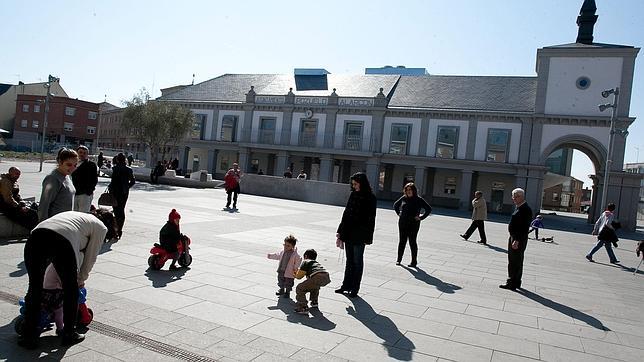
left=335, top=172, right=377, bottom=298
left=393, top=182, right=432, bottom=267
left=108, top=153, right=135, bottom=238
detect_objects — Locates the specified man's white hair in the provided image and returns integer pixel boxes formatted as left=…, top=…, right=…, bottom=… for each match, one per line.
left=512, top=188, right=525, bottom=197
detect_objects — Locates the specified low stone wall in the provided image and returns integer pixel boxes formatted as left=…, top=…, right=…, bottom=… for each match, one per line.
left=240, top=175, right=351, bottom=206
left=0, top=213, right=30, bottom=239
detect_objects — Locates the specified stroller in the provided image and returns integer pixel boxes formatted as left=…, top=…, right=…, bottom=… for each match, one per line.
left=148, top=235, right=192, bottom=270
left=14, top=287, right=94, bottom=335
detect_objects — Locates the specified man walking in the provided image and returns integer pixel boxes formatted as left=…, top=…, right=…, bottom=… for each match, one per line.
left=71, top=145, right=99, bottom=212
left=460, top=191, right=487, bottom=244
left=0, top=167, right=39, bottom=229
left=500, top=188, right=532, bottom=291
left=224, top=162, right=243, bottom=210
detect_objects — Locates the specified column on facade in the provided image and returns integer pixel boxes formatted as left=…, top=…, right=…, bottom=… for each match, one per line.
left=319, top=155, right=334, bottom=182
left=459, top=170, right=473, bottom=210
left=179, top=146, right=190, bottom=173
left=366, top=158, right=380, bottom=196
left=276, top=151, right=289, bottom=176
left=207, top=149, right=218, bottom=175
left=238, top=147, right=249, bottom=171
left=414, top=166, right=428, bottom=198
left=371, top=111, right=385, bottom=153
left=281, top=107, right=293, bottom=146
left=325, top=109, right=338, bottom=149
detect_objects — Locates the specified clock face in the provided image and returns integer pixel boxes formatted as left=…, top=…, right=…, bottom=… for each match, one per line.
left=305, top=109, right=313, bottom=118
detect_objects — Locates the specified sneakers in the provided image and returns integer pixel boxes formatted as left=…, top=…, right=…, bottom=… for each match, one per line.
left=335, top=288, right=349, bottom=294
left=395, top=261, right=401, bottom=266
left=460, top=234, right=468, bottom=240
left=585, top=255, right=594, bottom=262
left=407, top=263, right=417, bottom=268
left=275, top=288, right=284, bottom=296
left=499, top=284, right=516, bottom=291
left=61, top=331, right=85, bottom=346
left=477, top=240, right=487, bottom=245
left=294, top=306, right=309, bottom=314
left=310, top=302, right=319, bottom=308
left=610, top=260, right=620, bottom=264
left=169, top=264, right=179, bottom=271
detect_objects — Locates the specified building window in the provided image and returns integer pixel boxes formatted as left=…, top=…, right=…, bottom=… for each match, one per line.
left=389, top=124, right=410, bottom=154
left=65, top=107, right=76, bottom=116
left=444, top=177, right=457, bottom=194
left=436, top=126, right=459, bottom=159
left=22, top=104, right=29, bottom=112
left=552, top=192, right=559, bottom=202
left=34, top=104, right=40, bottom=113
left=21, top=119, right=28, bottom=127
left=300, top=120, right=317, bottom=147
left=192, top=114, right=206, bottom=140
left=250, top=159, right=259, bottom=173
left=486, top=129, right=511, bottom=162
left=64, top=122, right=73, bottom=132
left=87, top=126, right=96, bottom=135
left=88, top=111, right=98, bottom=120
left=220, top=115, right=238, bottom=142
left=220, top=155, right=230, bottom=171
left=344, top=122, right=363, bottom=151
left=259, top=117, right=276, bottom=144
left=32, top=120, right=39, bottom=128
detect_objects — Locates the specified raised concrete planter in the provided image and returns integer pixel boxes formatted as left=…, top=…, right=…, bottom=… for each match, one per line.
left=103, top=167, right=223, bottom=189
left=0, top=213, right=30, bottom=239
left=239, top=174, right=351, bottom=206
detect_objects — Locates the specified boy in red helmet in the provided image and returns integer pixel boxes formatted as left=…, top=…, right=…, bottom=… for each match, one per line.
left=160, top=209, right=185, bottom=270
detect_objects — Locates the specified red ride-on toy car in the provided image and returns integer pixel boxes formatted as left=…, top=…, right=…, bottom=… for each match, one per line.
left=148, top=236, right=192, bottom=270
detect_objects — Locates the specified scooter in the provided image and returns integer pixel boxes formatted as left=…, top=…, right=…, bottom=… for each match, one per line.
left=148, top=236, right=192, bottom=270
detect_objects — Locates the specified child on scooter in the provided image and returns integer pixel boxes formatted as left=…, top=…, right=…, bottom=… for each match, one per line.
left=160, top=209, right=186, bottom=270
left=267, top=234, right=302, bottom=298
left=42, top=264, right=64, bottom=335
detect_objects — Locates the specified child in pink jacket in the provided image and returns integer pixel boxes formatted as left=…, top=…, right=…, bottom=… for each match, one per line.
left=42, top=264, right=64, bottom=335
left=267, top=234, right=302, bottom=298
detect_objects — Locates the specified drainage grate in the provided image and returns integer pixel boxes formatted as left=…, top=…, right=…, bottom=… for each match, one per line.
left=0, top=290, right=218, bottom=361
left=89, top=321, right=218, bottom=361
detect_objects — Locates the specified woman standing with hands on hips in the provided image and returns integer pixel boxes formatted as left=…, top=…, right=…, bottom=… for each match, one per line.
left=335, top=172, right=377, bottom=298
left=394, top=182, right=432, bottom=267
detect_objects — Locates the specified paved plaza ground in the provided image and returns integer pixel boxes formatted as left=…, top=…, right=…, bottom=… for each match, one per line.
left=0, top=160, right=643, bottom=361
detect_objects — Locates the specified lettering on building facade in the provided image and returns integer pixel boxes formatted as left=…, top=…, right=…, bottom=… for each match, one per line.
left=338, top=98, right=374, bottom=107
left=294, top=97, right=328, bottom=106
left=255, top=95, right=286, bottom=104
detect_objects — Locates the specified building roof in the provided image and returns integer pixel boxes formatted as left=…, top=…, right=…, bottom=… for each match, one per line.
left=543, top=42, right=635, bottom=49
left=158, top=74, right=401, bottom=102
left=0, top=83, right=11, bottom=97
left=158, top=73, right=539, bottom=113
left=388, top=75, right=537, bottom=112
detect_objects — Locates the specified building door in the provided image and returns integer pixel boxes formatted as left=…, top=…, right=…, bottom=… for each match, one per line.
left=491, top=190, right=504, bottom=213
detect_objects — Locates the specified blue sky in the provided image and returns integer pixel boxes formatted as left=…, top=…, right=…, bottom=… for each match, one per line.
left=2, top=0, right=643, bottom=186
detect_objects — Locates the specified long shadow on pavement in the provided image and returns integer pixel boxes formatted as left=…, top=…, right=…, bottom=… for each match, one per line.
left=401, top=266, right=461, bottom=294
left=144, top=267, right=190, bottom=288
left=269, top=298, right=337, bottom=331
left=517, top=289, right=610, bottom=331
left=346, top=297, right=415, bottom=361
left=0, top=318, right=73, bottom=360
left=8, top=261, right=26, bottom=278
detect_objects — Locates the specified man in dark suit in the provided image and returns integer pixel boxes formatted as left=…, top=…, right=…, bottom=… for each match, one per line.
left=500, top=188, right=533, bottom=291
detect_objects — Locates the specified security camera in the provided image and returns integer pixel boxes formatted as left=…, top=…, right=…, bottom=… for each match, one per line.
left=601, top=90, right=611, bottom=98
left=598, top=103, right=612, bottom=112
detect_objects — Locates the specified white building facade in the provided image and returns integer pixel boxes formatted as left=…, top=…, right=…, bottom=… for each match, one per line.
left=159, top=4, right=641, bottom=230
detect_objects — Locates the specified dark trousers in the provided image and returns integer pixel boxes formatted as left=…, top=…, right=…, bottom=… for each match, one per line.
left=113, top=193, right=128, bottom=235
left=463, top=220, right=487, bottom=242
left=150, top=173, right=159, bottom=184
left=23, top=229, right=79, bottom=339
left=3, top=206, right=39, bottom=230
left=398, top=220, right=420, bottom=264
left=341, top=242, right=365, bottom=293
left=507, top=237, right=528, bottom=288
left=226, top=186, right=240, bottom=208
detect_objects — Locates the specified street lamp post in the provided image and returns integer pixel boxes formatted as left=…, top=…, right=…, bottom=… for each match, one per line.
left=39, top=75, right=59, bottom=172
left=598, top=87, right=622, bottom=211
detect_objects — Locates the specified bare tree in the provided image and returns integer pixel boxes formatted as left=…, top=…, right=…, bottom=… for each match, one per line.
left=122, top=89, right=194, bottom=165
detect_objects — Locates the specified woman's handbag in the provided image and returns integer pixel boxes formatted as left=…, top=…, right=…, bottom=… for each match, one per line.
left=97, top=189, right=117, bottom=207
